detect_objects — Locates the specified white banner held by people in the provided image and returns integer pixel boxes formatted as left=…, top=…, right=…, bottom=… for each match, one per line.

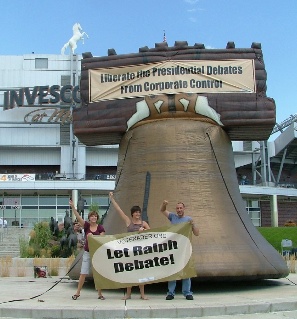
left=88, top=222, right=196, bottom=289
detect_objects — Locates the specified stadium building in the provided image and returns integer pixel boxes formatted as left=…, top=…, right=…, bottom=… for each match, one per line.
left=0, top=53, right=297, bottom=228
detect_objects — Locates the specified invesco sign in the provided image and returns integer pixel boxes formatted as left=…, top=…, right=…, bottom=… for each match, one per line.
left=4, top=85, right=80, bottom=109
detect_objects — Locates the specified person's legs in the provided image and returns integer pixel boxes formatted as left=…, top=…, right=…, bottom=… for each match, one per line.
left=73, top=273, right=86, bottom=298
left=98, top=289, right=105, bottom=299
left=122, top=286, right=132, bottom=300
left=166, top=280, right=176, bottom=299
left=72, top=251, right=89, bottom=299
left=181, top=278, right=193, bottom=299
left=139, top=284, right=148, bottom=300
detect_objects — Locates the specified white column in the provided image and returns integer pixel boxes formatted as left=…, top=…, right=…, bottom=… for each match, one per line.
left=71, top=190, right=79, bottom=222
left=270, top=194, right=278, bottom=227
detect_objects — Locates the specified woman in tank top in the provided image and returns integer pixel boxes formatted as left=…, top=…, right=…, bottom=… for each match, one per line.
left=70, top=199, right=105, bottom=300
left=109, top=192, right=150, bottom=300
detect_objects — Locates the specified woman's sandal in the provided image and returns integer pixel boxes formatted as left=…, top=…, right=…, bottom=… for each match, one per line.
left=72, top=294, right=80, bottom=300
left=122, top=295, right=131, bottom=300
left=140, top=296, right=149, bottom=300
left=98, top=295, right=105, bottom=300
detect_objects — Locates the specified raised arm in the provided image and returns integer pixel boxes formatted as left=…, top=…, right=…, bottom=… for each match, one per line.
left=109, top=192, right=131, bottom=227
left=141, top=221, right=150, bottom=230
left=69, top=199, right=84, bottom=227
left=160, top=200, right=170, bottom=218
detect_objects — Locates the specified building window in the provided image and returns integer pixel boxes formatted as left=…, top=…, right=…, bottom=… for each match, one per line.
left=245, top=200, right=261, bottom=226
left=0, top=193, right=109, bottom=227
left=243, top=141, right=252, bottom=151
left=35, top=58, right=48, bottom=69
left=61, top=75, right=71, bottom=86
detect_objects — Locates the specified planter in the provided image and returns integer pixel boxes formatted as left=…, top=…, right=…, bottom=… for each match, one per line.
left=0, top=257, right=74, bottom=277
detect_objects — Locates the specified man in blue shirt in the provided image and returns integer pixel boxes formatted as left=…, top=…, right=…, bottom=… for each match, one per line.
left=160, top=200, right=199, bottom=300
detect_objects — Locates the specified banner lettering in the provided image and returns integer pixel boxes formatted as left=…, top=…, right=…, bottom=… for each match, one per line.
left=89, top=223, right=196, bottom=289
left=89, top=59, right=255, bottom=102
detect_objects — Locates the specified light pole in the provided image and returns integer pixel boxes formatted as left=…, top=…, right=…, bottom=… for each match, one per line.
left=0, top=205, right=5, bottom=228
left=14, top=201, right=17, bottom=223
left=13, top=201, right=20, bottom=227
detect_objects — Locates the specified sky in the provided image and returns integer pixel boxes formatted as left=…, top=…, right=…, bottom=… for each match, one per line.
left=1, top=0, right=296, bottom=129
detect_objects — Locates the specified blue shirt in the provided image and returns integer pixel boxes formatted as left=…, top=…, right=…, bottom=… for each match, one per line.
left=168, top=212, right=192, bottom=224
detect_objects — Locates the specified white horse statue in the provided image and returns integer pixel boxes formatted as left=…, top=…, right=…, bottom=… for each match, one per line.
left=61, top=23, right=89, bottom=55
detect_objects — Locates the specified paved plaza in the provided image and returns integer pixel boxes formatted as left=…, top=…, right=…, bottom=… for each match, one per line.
left=1, top=274, right=297, bottom=318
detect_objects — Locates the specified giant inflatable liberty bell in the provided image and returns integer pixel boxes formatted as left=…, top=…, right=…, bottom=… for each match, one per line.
left=73, top=41, right=288, bottom=280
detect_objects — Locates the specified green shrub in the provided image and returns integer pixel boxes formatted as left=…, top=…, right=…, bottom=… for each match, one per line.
left=51, top=245, right=61, bottom=258
left=19, top=237, right=30, bottom=258
left=27, top=246, right=36, bottom=257
left=88, top=202, right=99, bottom=213
left=20, top=221, right=81, bottom=258
left=30, top=222, right=52, bottom=249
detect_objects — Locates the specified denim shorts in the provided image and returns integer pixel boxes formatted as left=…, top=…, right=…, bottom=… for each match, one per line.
left=80, top=250, right=91, bottom=275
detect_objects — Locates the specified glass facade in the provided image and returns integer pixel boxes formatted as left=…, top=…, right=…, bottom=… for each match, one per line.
left=245, top=199, right=261, bottom=226
left=0, top=194, right=109, bottom=228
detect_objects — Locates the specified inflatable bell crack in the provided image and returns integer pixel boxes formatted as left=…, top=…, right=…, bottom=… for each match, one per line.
left=71, top=41, right=288, bottom=281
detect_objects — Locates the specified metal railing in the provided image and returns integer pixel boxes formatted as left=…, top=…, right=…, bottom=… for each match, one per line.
left=29, top=173, right=116, bottom=181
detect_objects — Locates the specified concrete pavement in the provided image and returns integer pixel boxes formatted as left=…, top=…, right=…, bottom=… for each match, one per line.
left=1, top=274, right=297, bottom=318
